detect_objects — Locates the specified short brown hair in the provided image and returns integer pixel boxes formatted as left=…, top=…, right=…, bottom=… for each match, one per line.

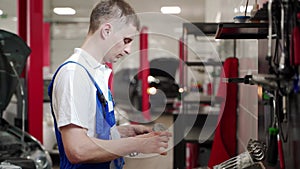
left=88, top=0, right=140, bottom=34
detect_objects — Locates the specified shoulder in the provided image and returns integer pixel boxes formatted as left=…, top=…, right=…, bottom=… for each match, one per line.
left=53, top=63, right=94, bottom=94
left=56, top=63, right=89, bottom=81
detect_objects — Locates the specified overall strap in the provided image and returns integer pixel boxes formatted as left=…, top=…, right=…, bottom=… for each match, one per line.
left=48, top=61, right=105, bottom=101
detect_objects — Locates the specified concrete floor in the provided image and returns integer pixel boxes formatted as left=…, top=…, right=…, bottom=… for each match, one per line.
left=51, top=114, right=174, bottom=169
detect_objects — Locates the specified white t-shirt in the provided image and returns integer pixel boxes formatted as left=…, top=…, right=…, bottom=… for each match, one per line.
left=52, top=48, right=112, bottom=137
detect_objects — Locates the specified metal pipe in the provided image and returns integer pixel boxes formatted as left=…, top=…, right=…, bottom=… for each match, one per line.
left=268, top=0, right=273, bottom=59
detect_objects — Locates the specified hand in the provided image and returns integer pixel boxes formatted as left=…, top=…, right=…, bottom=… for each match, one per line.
left=136, top=131, right=172, bottom=155
left=117, top=125, right=152, bottom=138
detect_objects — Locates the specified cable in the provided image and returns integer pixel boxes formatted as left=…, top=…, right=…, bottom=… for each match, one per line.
left=245, top=0, right=249, bottom=16
left=9, top=61, right=26, bottom=145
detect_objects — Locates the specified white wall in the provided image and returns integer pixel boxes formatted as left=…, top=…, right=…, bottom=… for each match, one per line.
left=205, top=0, right=269, bottom=23
left=49, top=22, right=87, bottom=72
left=0, top=18, right=17, bottom=33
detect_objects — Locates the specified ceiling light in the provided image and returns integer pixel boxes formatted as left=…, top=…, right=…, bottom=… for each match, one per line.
left=178, top=88, right=184, bottom=93
left=160, top=6, right=181, bottom=14
left=147, top=87, right=157, bottom=95
left=53, top=7, right=76, bottom=15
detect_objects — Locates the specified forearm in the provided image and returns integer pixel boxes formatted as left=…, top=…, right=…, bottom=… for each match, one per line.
left=89, top=137, right=139, bottom=160
left=61, top=125, right=170, bottom=164
left=61, top=125, right=133, bottom=163
left=63, top=131, right=138, bottom=163
left=92, top=134, right=170, bottom=155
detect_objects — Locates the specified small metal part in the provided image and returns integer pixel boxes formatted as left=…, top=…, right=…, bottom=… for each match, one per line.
left=213, top=139, right=266, bottom=169
left=247, top=139, right=267, bottom=162
left=129, top=152, right=139, bottom=157
left=152, top=123, right=167, bottom=132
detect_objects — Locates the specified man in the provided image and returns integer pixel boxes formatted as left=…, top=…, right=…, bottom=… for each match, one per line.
left=48, top=0, right=172, bottom=168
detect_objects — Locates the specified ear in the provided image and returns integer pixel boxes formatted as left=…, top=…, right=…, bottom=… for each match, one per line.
left=100, top=23, right=113, bottom=39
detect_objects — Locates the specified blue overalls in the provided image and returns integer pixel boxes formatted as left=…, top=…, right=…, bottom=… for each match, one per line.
left=48, top=61, right=124, bottom=169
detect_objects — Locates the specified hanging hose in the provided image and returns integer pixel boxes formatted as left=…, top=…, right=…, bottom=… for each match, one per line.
left=267, top=95, right=279, bottom=166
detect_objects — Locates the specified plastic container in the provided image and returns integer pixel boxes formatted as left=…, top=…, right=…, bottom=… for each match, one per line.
left=233, top=16, right=251, bottom=23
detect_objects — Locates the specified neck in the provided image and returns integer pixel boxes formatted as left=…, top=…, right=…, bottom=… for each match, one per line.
left=81, top=34, right=105, bottom=64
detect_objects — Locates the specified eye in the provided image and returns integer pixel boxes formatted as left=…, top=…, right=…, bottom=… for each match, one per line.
left=123, top=37, right=133, bottom=44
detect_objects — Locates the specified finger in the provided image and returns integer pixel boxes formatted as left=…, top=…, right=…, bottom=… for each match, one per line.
left=134, top=125, right=152, bottom=134
left=158, top=146, right=168, bottom=155
left=143, top=126, right=153, bottom=132
left=136, top=132, right=156, bottom=138
left=159, top=142, right=168, bottom=149
left=159, top=146, right=168, bottom=156
left=152, top=131, right=162, bottom=136
left=158, top=135, right=170, bottom=143
left=158, top=131, right=172, bottom=137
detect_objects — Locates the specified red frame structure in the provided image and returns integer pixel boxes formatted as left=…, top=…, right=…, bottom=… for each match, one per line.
left=18, top=0, right=44, bottom=142
left=139, top=27, right=151, bottom=121
left=179, top=37, right=187, bottom=88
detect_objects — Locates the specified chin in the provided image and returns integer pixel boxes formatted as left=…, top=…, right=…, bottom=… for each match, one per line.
left=112, top=57, right=120, bottom=63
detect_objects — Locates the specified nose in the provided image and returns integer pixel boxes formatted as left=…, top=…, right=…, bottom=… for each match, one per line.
left=124, top=43, right=132, bottom=55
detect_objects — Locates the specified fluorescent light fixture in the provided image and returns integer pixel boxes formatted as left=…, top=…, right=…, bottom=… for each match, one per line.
left=0, top=9, right=3, bottom=15
left=160, top=6, right=181, bottom=14
left=53, top=7, right=76, bottom=15
left=234, top=5, right=253, bottom=14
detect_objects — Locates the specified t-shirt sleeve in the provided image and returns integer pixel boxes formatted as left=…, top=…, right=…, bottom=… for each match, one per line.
left=52, top=66, right=96, bottom=129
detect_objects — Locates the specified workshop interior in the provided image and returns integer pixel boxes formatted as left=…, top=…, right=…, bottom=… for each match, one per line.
left=0, top=0, right=300, bottom=168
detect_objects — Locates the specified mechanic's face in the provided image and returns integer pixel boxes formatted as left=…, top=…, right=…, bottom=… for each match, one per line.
left=103, top=24, right=137, bottom=63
